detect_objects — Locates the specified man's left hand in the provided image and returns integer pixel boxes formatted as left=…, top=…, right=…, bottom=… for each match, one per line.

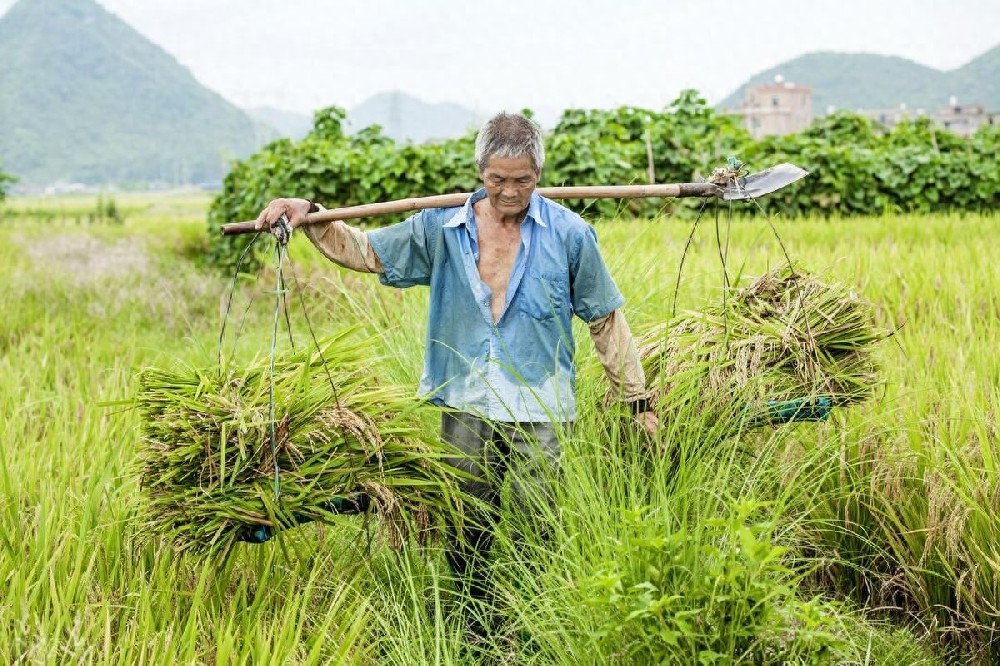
left=634, top=410, right=661, bottom=442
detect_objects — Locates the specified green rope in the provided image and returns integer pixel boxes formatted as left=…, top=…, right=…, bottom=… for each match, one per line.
left=220, top=215, right=342, bottom=506
left=217, top=232, right=263, bottom=367
left=267, top=239, right=288, bottom=501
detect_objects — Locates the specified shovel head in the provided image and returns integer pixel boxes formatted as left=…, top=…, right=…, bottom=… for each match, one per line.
left=723, top=163, right=809, bottom=201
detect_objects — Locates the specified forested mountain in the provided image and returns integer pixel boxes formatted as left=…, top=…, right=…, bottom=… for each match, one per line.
left=245, top=106, right=313, bottom=142
left=0, top=0, right=274, bottom=187
left=3, top=0, right=994, bottom=189
left=717, top=47, right=1000, bottom=114
left=347, top=91, right=481, bottom=143
left=246, top=92, right=482, bottom=144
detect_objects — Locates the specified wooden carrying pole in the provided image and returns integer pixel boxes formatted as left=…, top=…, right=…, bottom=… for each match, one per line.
left=220, top=182, right=723, bottom=236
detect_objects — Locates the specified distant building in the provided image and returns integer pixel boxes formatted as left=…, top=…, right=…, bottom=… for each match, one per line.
left=734, top=76, right=813, bottom=139
left=859, top=98, right=998, bottom=137
left=858, top=105, right=927, bottom=130
left=935, top=98, right=996, bottom=137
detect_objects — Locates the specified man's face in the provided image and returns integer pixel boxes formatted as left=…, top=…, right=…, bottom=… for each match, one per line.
left=480, top=155, right=538, bottom=217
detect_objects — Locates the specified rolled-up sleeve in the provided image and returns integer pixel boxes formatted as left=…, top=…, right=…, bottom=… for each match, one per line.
left=588, top=308, right=649, bottom=401
left=367, top=211, right=437, bottom=288
left=569, top=225, right=624, bottom=322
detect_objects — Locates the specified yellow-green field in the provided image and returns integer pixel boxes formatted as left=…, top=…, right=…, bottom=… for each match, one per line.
left=1, top=193, right=997, bottom=664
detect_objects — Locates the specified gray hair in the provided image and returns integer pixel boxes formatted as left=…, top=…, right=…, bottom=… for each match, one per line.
left=474, top=112, right=545, bottom=174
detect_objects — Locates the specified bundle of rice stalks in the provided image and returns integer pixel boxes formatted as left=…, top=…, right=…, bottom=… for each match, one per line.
left=135, top=330, right=463, bottom=557
left=639, top=265, right=891, bottom=432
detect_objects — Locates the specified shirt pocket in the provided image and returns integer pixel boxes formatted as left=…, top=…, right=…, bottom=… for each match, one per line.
left=519, top=270, right=569, bottom=321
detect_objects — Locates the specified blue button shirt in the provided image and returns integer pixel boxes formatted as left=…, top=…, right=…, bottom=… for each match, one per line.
left=367, top=189, right=624, bottom=422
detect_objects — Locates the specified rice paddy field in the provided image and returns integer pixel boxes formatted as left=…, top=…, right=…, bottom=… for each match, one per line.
left=1, top=192, right=998, bottom=664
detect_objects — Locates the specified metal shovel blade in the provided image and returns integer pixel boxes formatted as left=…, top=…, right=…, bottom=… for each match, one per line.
left=723, top=163, right=809, bottom=201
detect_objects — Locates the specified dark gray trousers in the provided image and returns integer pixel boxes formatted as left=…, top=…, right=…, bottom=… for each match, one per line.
left=440, top=411, right=562, bottom=610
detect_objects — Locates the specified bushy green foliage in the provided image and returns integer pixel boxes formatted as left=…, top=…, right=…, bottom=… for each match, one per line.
left=742, top=114, right=1000, bottom=216
left=205, top=107, right=479, bottom=273
left=0, top=161, right=14, bottom=202
left=584, top=502, right=849, bottom=663
left=92, top=194, right=123, bottom=224
left=0, top=193, right=125, bottom=225
left=544, top=90, right=751, bottom=219
left=207, top=91, right=1000, bottom=273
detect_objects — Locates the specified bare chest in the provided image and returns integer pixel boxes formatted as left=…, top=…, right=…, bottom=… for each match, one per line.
left=476, top=222, right=522, bottom=322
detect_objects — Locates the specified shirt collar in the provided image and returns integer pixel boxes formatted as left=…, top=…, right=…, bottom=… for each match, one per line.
left=443, top=188, right=546, bottom=228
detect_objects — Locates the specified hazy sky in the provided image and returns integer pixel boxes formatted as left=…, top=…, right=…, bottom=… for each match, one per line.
left=4, top=0, right=998, bottom=118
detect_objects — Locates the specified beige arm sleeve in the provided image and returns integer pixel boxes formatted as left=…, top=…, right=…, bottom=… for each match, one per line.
left=300, top=206, right=383, bottom=273
left=588, top=308, right=650, bottom=403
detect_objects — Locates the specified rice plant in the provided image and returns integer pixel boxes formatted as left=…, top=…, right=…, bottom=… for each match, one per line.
left=638, top=264, right=891, bottom=442
left=6, top=201, right=993, bottom=663
left=135, top=329, right=466, bottom=558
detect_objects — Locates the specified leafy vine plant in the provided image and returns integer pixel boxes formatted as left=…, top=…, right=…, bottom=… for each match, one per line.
left=207, top=90, right=1000, bottom=273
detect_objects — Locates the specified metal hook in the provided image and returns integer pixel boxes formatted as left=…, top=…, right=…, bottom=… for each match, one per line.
left=272, top=214, right=292, bottom=246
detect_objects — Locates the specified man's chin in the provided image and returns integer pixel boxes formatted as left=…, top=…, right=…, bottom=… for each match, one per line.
left=497, top=202, right=526, bottom=215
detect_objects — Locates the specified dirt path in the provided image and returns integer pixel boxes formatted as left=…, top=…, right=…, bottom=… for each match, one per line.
left=23, top=234, right=152, bottom=284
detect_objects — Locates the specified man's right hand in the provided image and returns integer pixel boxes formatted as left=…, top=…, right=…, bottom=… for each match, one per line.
left=254, top=198, right=313, bottom=234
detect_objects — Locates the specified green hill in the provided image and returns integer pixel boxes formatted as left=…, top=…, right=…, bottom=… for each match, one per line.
left=246, top=106, right=313, bottom=142
left=717, top=47, right=1000, bottom=115
left=246, top=93, right=482, bottom=144
left=0, top=0, right=275, bottom=188
left=348, top=91, right=481, bottom=143
left=948, top=46, right=1000, bottom=110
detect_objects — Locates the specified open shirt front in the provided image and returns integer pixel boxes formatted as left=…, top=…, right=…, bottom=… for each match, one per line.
left=367, top=189, right=623, bottom=422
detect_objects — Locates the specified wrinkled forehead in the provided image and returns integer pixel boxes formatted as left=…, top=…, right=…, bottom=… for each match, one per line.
left=480, top=155, right=537, bottom=177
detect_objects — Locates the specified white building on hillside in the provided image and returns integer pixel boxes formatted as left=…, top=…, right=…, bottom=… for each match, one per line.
left=733, top=76, right=813, bottom=139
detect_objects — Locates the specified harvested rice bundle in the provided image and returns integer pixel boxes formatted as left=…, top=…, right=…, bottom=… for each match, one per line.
left=136, top=331, right=463, bottom=557
left=639, top=265, right=890, bottom=429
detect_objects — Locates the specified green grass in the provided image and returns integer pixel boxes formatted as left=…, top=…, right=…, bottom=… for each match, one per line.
left=3, top=195, right=996, bottom=663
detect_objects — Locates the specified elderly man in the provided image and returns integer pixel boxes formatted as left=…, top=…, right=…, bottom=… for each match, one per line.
left=256, top=111, right=657, bottom=634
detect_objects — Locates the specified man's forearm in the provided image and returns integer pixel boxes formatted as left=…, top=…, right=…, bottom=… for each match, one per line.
left=588, top=308, right=650, bottom=405
left=300, top=207, right=383, bottom=273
